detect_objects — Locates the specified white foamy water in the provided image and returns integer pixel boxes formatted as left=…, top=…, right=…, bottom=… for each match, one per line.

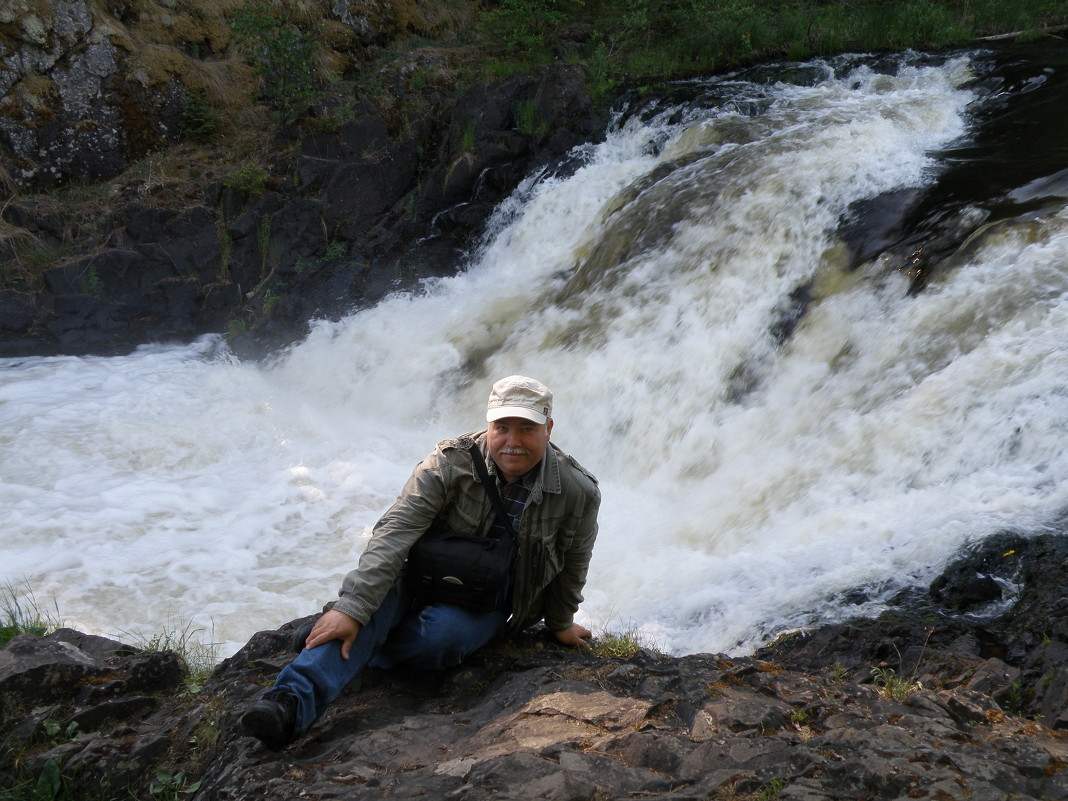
left=4, top=54, right=1067, bottom=658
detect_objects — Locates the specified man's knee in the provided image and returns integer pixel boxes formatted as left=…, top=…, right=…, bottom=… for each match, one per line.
left=417, top=604, right=474, bottom=650
left=417, top=604, right=502, bottom=660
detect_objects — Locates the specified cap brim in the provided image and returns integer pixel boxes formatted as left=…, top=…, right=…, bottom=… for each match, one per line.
left=486, top=406, right=548, bottom=425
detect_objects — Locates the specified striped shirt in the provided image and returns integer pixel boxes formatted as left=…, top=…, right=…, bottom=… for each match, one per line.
left=492, top=475, right=531, bottom=540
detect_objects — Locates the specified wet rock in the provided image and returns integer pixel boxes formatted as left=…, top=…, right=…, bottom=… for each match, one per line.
left=0, top=629, right=181, bottom=725
left=9, top=574, right=1068, bottom=801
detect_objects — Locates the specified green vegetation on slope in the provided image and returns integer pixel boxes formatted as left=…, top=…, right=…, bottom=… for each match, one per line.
left=479, top=0, right=1068, bottom=91
left=1, top=0, right=1065, bottom=295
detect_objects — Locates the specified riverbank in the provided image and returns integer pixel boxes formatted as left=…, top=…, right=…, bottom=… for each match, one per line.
left=5, top=531, right=1068, bottom=799
left=2, top=1, right=1067, bottom=358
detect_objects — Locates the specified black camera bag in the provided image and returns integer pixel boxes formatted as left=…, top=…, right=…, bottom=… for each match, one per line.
left=405, top=444, right=516, bottom=611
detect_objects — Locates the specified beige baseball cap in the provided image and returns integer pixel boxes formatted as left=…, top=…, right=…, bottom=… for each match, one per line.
left=486, top=375, right=553, bottom=425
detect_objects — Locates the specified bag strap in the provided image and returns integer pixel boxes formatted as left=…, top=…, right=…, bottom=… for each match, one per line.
left=467, top=443, right=511, bottom=527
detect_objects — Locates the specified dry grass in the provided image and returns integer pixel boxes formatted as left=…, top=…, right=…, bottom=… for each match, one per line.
left=0, top=218, right=44, bottom=282
left=416, top=0, right=481, bottom=37
left=186, top=56, right=258, bottom=115
left=0, top=163, right=18, bottom=199
left=122, top=0, right=246, bottom=50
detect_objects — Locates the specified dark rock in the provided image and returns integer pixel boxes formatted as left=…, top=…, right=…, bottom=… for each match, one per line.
left=9, top=557, right=1068, bottom=801
left=67, top=696, right=159, bottom=730
left=0, top=291, right=38, bottom=334
left=0, top=629, right=179, bottom=725
left=0, top=0, right=186, bottom=189
left=931, top=572, right=1003, bottom=610
left=0, top=55, right=609, bottom=359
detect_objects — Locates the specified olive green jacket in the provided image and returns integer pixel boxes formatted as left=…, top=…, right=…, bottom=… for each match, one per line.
left=333, top=430, right=600, bottom=635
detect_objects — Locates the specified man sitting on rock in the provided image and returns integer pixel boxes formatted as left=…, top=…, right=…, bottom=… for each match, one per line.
left=240, top=375, right=601, bottom=748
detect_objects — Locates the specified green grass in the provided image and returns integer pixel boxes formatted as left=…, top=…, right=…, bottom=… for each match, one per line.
left=116, top=612, right=220, bottom=680
left=591, top=630, right=647, bottom=659
left=589, top=616, right=662, bottom=659
left=477, top=0, right=1068, bottom=87
left=871, top=665, right=923, bottom=701
left=2, top=0, right=1064, bottom=304
left=1, top=583, right=58, bottom=648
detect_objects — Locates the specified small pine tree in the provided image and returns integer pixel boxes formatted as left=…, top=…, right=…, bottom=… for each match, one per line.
left=228, top=0, right=320, bottom=123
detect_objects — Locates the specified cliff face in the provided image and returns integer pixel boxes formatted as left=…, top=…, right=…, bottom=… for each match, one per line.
left=0, top=0, right=606, bottom=358
left=5, top=532, right=1068, bottom=800
left=0, top=0, right=250, bottom=188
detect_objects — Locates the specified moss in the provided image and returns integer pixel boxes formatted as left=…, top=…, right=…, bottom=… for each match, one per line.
left=0, top=75, right=60, bottom=128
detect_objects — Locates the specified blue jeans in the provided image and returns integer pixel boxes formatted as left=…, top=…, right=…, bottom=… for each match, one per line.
left=271, top=581, right=506, bottom=738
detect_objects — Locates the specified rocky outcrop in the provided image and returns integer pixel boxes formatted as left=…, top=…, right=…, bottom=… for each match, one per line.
left=1, top=0, right=218, bottom=188
left=0, top=57, right=605, bottom=358
left=223, top=62, right=605, bottom=360
left=7, top=533, right=1068, bottom=799
left=0, top=0, right=607, bottom=359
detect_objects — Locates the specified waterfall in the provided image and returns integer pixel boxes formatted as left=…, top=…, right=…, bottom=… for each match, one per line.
left=4, top=50, right=1068, bottom=658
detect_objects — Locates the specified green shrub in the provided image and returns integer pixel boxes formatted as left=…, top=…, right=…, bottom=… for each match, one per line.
left=223, top=163, right=269, bottom=198
left=481, top=0, right=573, bottom=56
left=181, top=89, right=221, bottom=142
left=228, top=0, right=320, bottom=123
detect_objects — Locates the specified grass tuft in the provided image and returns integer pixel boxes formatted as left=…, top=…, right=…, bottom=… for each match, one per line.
left=589, top=616, right=661, bottom=659
left=1, top=582, right=59, bottom=648
left=116, top=612, right=220, bottom=677
left=871, top=666, right=923, bottom=701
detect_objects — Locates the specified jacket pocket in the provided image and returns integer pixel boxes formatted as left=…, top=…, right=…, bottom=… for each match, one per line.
left=531, top=533, right=566, bottom=590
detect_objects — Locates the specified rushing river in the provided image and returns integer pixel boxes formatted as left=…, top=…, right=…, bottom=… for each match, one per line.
left=3, top=45, right=1068, bottom=659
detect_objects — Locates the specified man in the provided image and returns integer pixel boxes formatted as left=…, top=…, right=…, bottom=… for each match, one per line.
left=241, top=375, right=600, bottom=748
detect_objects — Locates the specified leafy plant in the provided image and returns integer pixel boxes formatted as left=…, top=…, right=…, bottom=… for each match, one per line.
left=223, top=163, right=268, bottom=198
left=41, top=718, right=80, bottom=745
left=35, top=759, right=63, bottom=801
left=227, top=315, right=249, bottom=337
left=756, top=778, right=787, bottom=801
left=228, top=0, right=320, bottom=123
left=871, top=666, right=923, bottom=702
left=828, top=659, right=848, bottom=683
left=149, top=770, right=201, bottom=800
left=1000, top=681, right=1028, bottom=716
left=260, top=288, right=281, bottom=318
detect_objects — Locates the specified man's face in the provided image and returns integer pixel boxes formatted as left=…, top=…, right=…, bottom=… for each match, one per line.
left=486, top=416, right=553, bottom=483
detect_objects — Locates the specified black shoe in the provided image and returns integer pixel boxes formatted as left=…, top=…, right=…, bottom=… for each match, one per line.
left=241, top=689, right=298, bottom=749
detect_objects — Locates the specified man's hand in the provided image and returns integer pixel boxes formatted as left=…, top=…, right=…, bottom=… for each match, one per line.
left=305, top=609, right=362, bottom=660
left=552, top=623, right=592, bottom=648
